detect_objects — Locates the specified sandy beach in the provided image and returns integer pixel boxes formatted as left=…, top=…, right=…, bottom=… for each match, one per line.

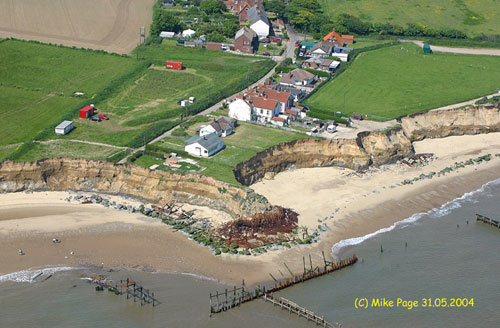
left=1, top=133, right=500, bottom=285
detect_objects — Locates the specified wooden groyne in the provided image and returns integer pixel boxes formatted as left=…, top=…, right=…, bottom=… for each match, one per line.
left=84, top=275, right=160, bottom=307
left=263, top=294, right=340, bottom=328
left=209, top=253, right=357, bottom=314
left=476, top=214, right=500, bottom=229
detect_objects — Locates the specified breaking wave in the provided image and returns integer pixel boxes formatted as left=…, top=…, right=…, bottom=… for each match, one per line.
left=331, top=178, right=500, bottom=259
left=0, top=266, right=83, bottom=283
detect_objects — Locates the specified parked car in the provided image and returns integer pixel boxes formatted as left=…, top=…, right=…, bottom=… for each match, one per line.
left=259, top=38, right=269, bottom=43
left=351, top=114, right=363, bottom=120
left=271, top=37, right=281, bottom=42
left=90, top=116, right=102, bottom=122
left=261, top=52, right=271, bottom=56
left=295, top=41, right=301, bottom=46
left=98, top=114, right=109, bottom=120
left=177, top=39, right=185, bottom=44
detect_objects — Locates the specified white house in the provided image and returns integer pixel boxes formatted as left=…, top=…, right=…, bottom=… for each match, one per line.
left=310, top=42, right=333, bottom=58
left=247, top=6, right=270, bottom=38
left=185, top=133, right=224, bottom=157
left=251, top=97, right=280, bottom=123
left=200, top=117, right=236, bottom=137
left=182, top=29, right=196, bottom=38
left=55, top=120, right=74, bottom=135
left=271, top=116, right=286, bottom=127
left=229, top=98, right=253, bottom=121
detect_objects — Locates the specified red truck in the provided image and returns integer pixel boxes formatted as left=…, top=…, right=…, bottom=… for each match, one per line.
left=166, top=61, right=183, bottom=70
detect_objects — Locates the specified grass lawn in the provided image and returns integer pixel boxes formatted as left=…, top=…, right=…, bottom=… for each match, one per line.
left=349, top=39, right=394, bottom=49
left=14, top=141, right=126, bottom=162
left=320, top=0, right=500, bottom=36
left=147, top=122, right=313, bottom=185
left=305, top=43, right=500, bottom=120
left=0, top=39, right=143, bottom=148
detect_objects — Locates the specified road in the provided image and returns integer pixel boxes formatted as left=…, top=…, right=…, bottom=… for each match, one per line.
left=401, top=40, right=500, bottom=56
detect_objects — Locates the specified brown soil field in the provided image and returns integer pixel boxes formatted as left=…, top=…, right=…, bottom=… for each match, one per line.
left=0, top=0, right=155, bottom=54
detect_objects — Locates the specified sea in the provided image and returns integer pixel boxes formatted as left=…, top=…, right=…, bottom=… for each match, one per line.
left=1, top=178, right=499, bottom=328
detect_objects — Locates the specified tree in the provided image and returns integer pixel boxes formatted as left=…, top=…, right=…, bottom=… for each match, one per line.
left=151, top=10, right=182, bottom=36
left=200, top=0, right=226, bottom=15
left=222, top=20, right=239, bottom=38
left=264, top=0, right=286, bottom=17
left=291, top=10, right=315, bottom=32
left=208, top=31, right=226, bottom=42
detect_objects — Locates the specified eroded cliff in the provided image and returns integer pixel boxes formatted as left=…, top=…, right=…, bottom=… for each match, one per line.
left=233, top=105, right=499, bottom=186
left=0, top=158, right=271, bottom=218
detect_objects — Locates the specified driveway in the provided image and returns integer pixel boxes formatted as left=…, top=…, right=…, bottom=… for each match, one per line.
left=401, top=40, right=500, bottom=56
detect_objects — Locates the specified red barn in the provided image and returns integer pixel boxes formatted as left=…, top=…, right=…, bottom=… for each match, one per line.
left=166, top=61, right=183, bottom=70
left=79, top=105, right=94, bottom=119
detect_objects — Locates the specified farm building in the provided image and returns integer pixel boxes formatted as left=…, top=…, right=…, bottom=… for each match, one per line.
left=159, top=31, right=175, bottom=38
left=55, top=120, right=74, bottom=135
left=79, top=105, right=94, bottom=118
left=166, top=61, right=183, bottom=70
left=185, top=133, right=224, bottom=157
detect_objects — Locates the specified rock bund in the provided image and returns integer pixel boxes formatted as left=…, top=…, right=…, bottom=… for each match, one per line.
left=234, top=105, right=500, bottom=186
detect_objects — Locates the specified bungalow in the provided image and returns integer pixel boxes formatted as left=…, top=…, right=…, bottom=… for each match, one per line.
left=185, top=133, right=224, bottom=157
left=303, top=57, right=340, bottom=72
left=251, top=97, right=280, bottom=123
left=280, top=69, right=317, bottom=92
left=310, top=42, right=333, bottom=58
left=247, top=6, right=270, bottom=38
left=200, top=117, right=236, bottom=137
left=234, top=26, right=258, bottom=54
left=229, top=98, right=253, bottom=121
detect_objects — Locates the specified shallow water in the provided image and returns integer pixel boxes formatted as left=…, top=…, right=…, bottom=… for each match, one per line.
left=1, top=179, right=499, bottom=327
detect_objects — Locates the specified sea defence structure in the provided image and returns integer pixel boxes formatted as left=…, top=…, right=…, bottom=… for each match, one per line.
left=233, top=105, right=500, bottom=185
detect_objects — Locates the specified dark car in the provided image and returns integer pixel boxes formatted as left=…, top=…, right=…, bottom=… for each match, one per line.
left=98, top=114, right=109, bottom=120
left=177, top=39, right=185, bottom=44
left=261, top=52, right=271, bottom=56
left=90, top=116, right=102, bottom=122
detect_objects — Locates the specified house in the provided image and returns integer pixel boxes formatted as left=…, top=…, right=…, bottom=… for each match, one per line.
left=330, top=46, right=352, bottom=62
left=229, top=98, right=253, bottom=121
left=303, top=57, right=340, bottom=72
left=284, top=108, right=300, bottom=120
left=251, top=97, right=280, bottom=123
left=310, top=42, right=333, bottom=58
left=323, top=30, right=355, bottom=47
left=234, top=26, right=258, bottom=54
left=79, top=105, right=94, bottom=118
left=280, top=69, right=317, bottom=92
left=271, top=116, right=286, bottom=127
left=159, top=31, right=175, bottom=38
left=246, top=6, right=270, bottom=38
left=185, top=133, right=224, bottom=157
left=182, top=29, right=196, bottom=38
left=342, top=35, right=354, bottom=44
left=200, top=117, right=236, bottom=137
left=256, top=88, right=292, bottom=112
left=55, top=120, right=74, bottom=135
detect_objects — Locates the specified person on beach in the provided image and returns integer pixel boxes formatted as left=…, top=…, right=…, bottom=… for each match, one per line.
left=18, top=249, right=24, bottom=255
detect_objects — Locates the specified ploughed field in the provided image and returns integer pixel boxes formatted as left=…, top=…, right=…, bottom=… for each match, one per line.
left=306, top=43, right=500, bottom=120
left=0, top=0, right=155, bottom=54
left=320, top=0, right=500, bottom=36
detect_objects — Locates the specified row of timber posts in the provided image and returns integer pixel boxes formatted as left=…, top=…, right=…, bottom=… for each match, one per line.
left=263, top=293, right=340, bottom=328
left=120, top=278, right=159, bottom=307
left=476, top=214, right=500, bottom=230
left=209, top=253, right=358, bottom=315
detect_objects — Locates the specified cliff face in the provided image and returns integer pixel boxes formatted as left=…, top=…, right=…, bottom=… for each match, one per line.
left=234, top=105, right=499, bottom=186
left=399, top=105, right=500, bottom=141
left=234, top=128, right=413, bottom=186
left=0, top=158, right=271, bottom=218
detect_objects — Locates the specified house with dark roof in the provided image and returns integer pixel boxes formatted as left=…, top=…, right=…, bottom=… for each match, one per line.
left=200, top=117, right=237, bottom=137
left=302, top=57, right=340, bottom=72
left=246, top=5, right=270, bottom=38
left=310, top=42, right=333, bottom=58
left=280, top=69, right=318, bottom=92
left=234, top=26, right=258, bottom=54
left=185, top=133, right=224, bottom=157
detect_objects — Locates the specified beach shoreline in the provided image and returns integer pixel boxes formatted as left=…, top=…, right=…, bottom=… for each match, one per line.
left=1, top=134, right=500, bottom=286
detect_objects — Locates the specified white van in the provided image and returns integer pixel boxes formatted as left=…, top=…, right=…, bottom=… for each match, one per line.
left=327, top=124, right=337, bottom=133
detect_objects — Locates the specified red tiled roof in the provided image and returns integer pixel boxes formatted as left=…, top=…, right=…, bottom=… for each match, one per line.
left=323, top=30, right=344, bottom=45
left=262, top=89, right=291, bottom=103
left=285, top=109, right=298, bottom=114
left=272, top=117, right=285, bottom=122
left=342, top=34, right=354, bottom=39
left=251, top=97, right=278, bottom=110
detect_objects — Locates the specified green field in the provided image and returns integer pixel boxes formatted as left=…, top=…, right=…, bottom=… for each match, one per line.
left=143, top=122, right=313, bottom=185
left=0, top=39, right=142, bottom=152
left=306, top=43, right=500, bottom=120
left=320, top=0, right=500, bottom=36
left=14, top=141, right=126, bottom=162
left=49, top=41, right=274, bottom=146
